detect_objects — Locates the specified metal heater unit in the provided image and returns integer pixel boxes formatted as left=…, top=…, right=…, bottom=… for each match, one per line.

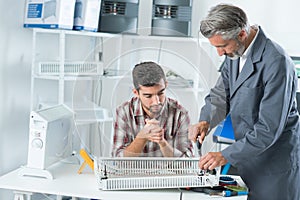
left=19, top=104, right=73, bottom=179
left=95, top=157, right=220, bottom=190
left=151, top=0, right=192, bottom=37
left=98, top=0, right=139, bottom=34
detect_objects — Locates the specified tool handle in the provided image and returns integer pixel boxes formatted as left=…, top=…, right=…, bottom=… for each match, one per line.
left=222, top=190, right=248, bottom=197
left=196, top=140, right=202, bottom=149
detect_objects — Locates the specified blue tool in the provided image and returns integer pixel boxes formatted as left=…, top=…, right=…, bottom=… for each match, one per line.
left=222, top=190, right=248, bottom=197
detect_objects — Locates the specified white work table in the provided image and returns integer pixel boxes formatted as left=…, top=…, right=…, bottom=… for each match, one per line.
left=0, top=162, right=247, bottom=200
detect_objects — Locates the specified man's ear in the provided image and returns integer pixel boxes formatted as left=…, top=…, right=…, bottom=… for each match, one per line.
left=133, top=88, right=139, bottom=97
left=239, top=29, right=247, bottom=40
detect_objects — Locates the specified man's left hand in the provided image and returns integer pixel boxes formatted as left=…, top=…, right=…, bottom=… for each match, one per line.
left=199, top=152, right=227, bottom=170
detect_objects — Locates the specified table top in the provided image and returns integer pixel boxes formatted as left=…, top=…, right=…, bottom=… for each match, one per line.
left=0, top=161, right=247, bottom=200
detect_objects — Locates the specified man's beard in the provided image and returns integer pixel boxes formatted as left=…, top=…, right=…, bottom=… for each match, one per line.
left=227, top=40, right=245, bottom=60
left=149, top=104, right=163, bottom=115
left=143, top=103, right=163, bottom=118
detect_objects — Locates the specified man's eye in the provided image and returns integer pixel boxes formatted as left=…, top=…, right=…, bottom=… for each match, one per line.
left=223, top=43, right=229, bottom=47
left=217, top=44, right=227, bottom=48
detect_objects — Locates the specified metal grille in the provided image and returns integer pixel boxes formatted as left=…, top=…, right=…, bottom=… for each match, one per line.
left=95, top=157, right=220, bottom=190
left=102, top=1, right=126, bottom=15
left=154, top=5, right=178, bottom=18
left=38, top=61, right=103, bottom=75
left=153, top=5, right=192, bottom=21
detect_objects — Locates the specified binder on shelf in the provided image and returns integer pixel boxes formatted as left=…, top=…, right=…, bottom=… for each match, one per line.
left=213, top=115, right=235, bottom=144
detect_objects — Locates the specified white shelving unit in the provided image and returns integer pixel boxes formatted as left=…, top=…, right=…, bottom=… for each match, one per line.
left=28, top=27, right=219, bottom=164
left=28, top=28, right=119, bottom=168
left=30, top=28, right=115, bottom=121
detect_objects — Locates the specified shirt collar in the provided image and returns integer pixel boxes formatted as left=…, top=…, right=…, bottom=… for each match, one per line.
left=242, top=25, right=259, bottom=59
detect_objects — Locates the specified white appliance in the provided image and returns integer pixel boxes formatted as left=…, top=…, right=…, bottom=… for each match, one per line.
left=19, top=104, right=73, bottom=179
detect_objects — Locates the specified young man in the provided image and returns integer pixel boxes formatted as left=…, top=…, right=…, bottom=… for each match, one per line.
left=112, top=61, right=193, bottom=157
left=189, top=4, right=300, bottom=200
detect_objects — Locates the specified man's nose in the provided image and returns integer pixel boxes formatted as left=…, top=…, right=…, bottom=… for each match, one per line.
left=217, top=47, right=226, bottom=56
left=152, top=95, right=160, bottom=104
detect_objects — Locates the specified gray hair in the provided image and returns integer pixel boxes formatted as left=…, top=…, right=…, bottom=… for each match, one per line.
left=132, top=61, right=166, bottom=91
left=200, top=4, right=250, bottom=40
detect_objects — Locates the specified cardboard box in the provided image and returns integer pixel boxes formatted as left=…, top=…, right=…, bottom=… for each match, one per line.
left=73, top=0, right=101, bottom=32
left=24, top=0, right=76, bottom=29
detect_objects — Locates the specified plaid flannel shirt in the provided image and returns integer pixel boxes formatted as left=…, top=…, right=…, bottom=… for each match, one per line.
left=112, top=97, right=194, bottom=157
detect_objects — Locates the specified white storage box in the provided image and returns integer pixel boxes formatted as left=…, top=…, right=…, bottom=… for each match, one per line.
left=73, top=0, right=101, bottom=32
left=94, top=157, right=220, bottom=190
left=24, top=0, right=76, bottom=29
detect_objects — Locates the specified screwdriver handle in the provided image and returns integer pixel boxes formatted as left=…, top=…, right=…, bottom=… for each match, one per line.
left=222, top=190, right=248, bottom=197
left=196, top=140, right=202, bottom=149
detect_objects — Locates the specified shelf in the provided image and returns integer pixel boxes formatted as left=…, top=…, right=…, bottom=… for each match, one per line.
left=32, top=28, right=199, bottom=43
left=75, top=118, right=113, bottom=125
left=65, top=102, right=113, bottom=124
left=122, top=34, right=198, bottom=43
left=33, top=28, right=119, bottom=38
left=168, top=87, right=206, bottom=93
left=33, top=74, right=102, bottom=81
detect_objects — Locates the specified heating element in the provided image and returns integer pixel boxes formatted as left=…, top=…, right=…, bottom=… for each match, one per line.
left=95, top=157, right=220, bottom=190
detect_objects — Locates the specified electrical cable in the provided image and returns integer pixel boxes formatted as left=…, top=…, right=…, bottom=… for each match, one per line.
left=177, top=188, right=183, bottom=200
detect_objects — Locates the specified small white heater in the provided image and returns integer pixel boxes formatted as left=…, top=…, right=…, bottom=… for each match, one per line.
left=19, top=104, right=73, bottom=179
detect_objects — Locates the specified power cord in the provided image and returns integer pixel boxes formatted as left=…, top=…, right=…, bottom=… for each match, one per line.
left=177, top=188, right=183, bottom=200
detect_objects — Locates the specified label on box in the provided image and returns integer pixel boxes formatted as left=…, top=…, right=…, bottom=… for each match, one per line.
left=27, top=3, right=43, bottom=18
left=23, top=0, right=76, bottom=29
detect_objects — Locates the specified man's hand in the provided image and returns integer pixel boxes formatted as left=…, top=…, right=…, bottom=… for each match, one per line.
left=123, top=119, right=164, bottom=157
left=141, top=119, right=165, bottom=144
left=148, top=130, right=165, bottom=144
left=136, top=119, right=163, bottom=142
left=199, top=152, right=227, bottom=170
left=142, top=118, right=173, bottom=157
left=188, top=121, right=210, bottom=144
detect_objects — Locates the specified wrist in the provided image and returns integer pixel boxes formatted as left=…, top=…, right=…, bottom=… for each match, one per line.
left=135, top=136, right=147, bottom=142
left=159, top=140, right=167, bottom=148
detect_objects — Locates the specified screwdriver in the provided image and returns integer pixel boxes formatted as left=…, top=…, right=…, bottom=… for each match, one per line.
left=196, top=139, right=202, bottom=157
left=222, top=190, right=248, bottom=197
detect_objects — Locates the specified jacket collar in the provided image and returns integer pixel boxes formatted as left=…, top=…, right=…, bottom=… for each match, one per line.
left=230, top=26, right=267, bottom=97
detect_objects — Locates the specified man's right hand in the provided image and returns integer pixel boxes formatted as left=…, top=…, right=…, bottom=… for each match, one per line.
left=188, top=121, right=210, bottom=144
left=123, top=119, right=163, bottom=157
left=137, top=118, right=163, bottom=142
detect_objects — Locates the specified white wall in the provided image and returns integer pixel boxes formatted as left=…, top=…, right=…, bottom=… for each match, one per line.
left=197, top=0, right=300, bottom=56
left=0, top=0, right=32, bottom=199
left=1, top=0, right=300, bottom=199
